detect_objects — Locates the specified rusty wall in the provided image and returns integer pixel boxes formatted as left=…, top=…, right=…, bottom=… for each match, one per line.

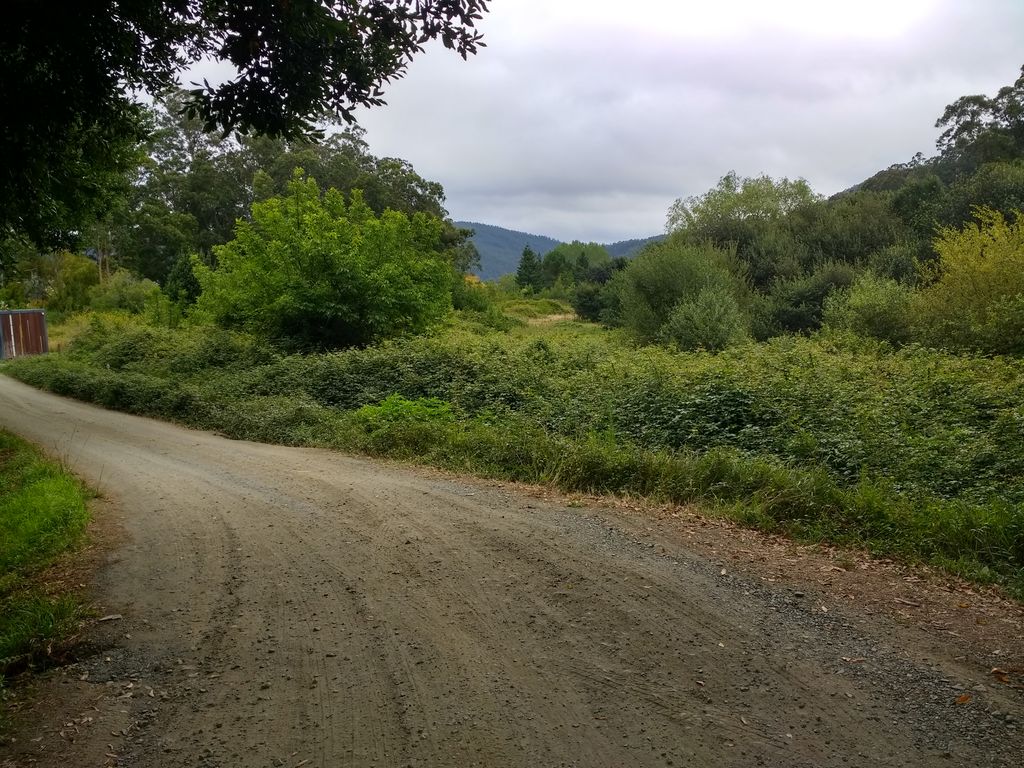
left=0, top=310, right=49, bottom=360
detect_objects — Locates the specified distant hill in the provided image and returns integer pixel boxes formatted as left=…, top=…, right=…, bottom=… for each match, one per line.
left=455, top=222, right=562, bottom=280
left=455, top=222, right=663, bottom=280
left=604, top=235, right=665, bottom=259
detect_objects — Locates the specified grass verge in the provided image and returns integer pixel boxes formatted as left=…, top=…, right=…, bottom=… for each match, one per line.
left=0, top=429, right=91, bottom=703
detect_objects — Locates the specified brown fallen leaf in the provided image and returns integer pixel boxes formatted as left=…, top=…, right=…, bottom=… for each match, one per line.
left=955, top=694, right=972, bottom=705
left=991, top=668, right=1011, bottom=684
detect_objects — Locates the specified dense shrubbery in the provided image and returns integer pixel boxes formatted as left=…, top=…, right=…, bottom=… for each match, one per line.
left=823, top=273, right=913, bottom=344
left=609, top=236, right=749, bottom=350
left=89, top=270, right=161, bottom=314
left=0, top=252, right=161, bottom=318
left=7, top=313, right=1023, bottom=594
left=194, top=174, right=453, bottom=349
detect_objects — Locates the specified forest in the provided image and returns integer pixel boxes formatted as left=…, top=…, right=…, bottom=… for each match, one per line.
left=2, top=66, right=1024, bottom=600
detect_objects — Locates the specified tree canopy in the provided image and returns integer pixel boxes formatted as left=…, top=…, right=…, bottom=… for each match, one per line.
left=87, top=93, right=460, bottom=287
left=935, top=65, right=1024, bottom=172
left=666, top=171, right=820, bottom=234
left=1, top=1, right=488, bottom=248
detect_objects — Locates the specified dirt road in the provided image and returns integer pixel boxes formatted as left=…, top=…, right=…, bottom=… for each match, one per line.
left=1, top=375, right=1021, bottom=767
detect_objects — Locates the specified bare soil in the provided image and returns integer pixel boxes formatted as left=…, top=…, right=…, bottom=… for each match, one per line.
left=0, top=375, right=1021, bottom=767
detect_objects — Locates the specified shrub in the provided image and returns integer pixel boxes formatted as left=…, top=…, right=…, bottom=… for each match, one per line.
left=769, top=261, right=858, bottom=334
left=46, top=252, right=100, bottom=315
left=451, top=274, right=494, bottom=313
left=194, top=172, right=452, bottom=349
left=660, top=284, right=749, bottom=351
left=868, top=242, right=921, bottom=285
left=617, top=236, right=743, bottom=342
left=89, top=269, right=160, bottom=313
left=823, top=272, right=913, bottom=344
left=913, top=208, right=1024, bottom=354
left=570, top=281, right=604, bottom=322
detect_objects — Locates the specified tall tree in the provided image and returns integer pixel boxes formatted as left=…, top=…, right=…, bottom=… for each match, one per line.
left=515, top=246, right=544, bottom=293
left=95, top=93, right=464, bottom=285
left=935, top=64, right=1024, bottom=174
left=1, top=1, right=489, bottom=249
left=666, top=171, right=819, bottom=234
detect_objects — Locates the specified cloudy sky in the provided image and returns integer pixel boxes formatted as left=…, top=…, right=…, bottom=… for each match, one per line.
left=344, top=0, right=1024, bottom=243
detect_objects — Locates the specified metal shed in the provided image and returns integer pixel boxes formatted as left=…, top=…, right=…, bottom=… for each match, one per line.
left=0, top=309, right=49, bottom=360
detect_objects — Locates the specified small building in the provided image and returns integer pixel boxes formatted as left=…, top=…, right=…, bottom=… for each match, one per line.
left=0, top=309, right=49, bottom=360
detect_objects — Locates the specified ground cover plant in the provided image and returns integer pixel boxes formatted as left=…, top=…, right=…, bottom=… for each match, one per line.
left=0, top=430, right=91, bottom=700
left=6, top=310, right=1023, bottom=596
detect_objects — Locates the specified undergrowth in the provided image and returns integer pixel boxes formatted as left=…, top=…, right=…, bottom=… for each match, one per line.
left=4, top=311, right=1023, bottom=596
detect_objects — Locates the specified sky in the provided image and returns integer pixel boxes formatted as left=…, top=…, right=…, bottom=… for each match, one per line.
left=339, top=0, right=1023, bottom=243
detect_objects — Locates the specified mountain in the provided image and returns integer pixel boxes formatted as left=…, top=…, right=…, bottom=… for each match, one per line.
left=455, top=222, right=562, bottom=280
left=604, top=235, right=665, bottom=259
left=455, top=222, right=664, bottom=281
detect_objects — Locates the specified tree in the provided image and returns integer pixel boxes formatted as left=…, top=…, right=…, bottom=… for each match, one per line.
left=541, top=241, right=612, bottom=287
left=935, top=65, right=1024, bottom=173
left=912, top=208, right=1024, bottom=355
left=665, top=172, right=821, bottom=289
left=194, top=172, right=452, bottom=349
left=515, top=246, right=544, bottom=293
left=615, top=235, right=744, bottom=344
left=943, top=160, right=1024, bottom=228
left=2, top=1, right=489, bottom=248
left=91, top=93, right=464, bottom=286
left=666, top=171, right=820, bottom=234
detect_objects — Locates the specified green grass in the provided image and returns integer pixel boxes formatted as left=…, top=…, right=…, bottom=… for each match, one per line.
left=5, top=311, right=1023, bottom=597
left=497, top=297, right=573, bottom=318
left=0, top=430, right=91, bottom=686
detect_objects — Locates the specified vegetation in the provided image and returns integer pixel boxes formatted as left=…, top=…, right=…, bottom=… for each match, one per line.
left=1, top=430, right=91, bottom=686
left=3, top=63, right=1024, bottom=605
left=1, top=1, right=489, bottom=251
left=611, top=237, right=746, bottom=348
left=5, top=310, right=1024, bottom=595
left=912, top=209, right=1024, bottom=355
left=193, top=173, right=453, bottom=349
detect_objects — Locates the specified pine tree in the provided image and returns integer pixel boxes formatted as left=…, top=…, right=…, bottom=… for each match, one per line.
left=515, top=246, right=543, bottom=292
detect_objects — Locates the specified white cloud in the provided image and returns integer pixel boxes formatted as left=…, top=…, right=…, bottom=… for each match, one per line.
left=209, top=1, right=1024, bottom=242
